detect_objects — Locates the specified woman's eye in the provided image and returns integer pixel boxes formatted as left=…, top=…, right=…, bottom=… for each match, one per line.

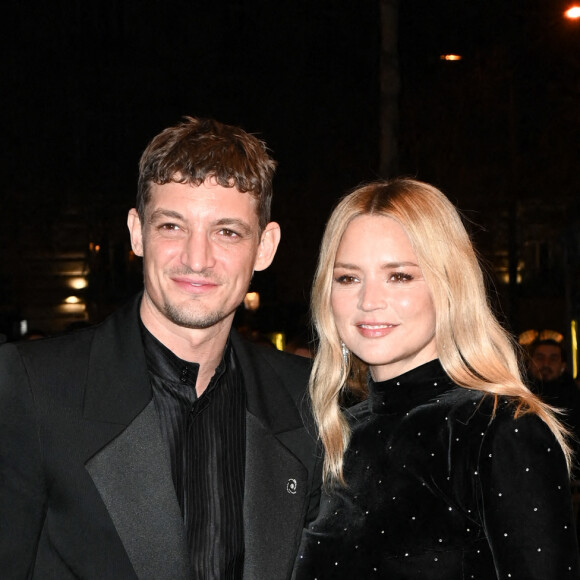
left=389, top=272, right=413, bottom=283
left=335, top=274, right=358, bottom=285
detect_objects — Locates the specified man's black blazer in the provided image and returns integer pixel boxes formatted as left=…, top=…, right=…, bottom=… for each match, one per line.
left=0, top=295, right=321, bottom=579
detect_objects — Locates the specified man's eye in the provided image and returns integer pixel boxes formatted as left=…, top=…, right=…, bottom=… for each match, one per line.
left=159, top=223, right=180, bottom=231
left=218, top=228, right=240, bottom=238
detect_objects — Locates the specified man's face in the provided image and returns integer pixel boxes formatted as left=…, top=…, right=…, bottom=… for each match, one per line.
left=128, top=178, right=280, bottom=336
left=530, top=344, right=565, bottom=382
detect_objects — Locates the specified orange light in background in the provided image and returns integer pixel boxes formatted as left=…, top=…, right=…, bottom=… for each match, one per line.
left=518, top=329, right=565, bottom=346
left=68, top=277, right=88, bottom=290
left=65, top=296, right=81, bottom=304
left=518, top=329, right=539, bottom=346
left=440, top=54, right=462, bottom=61
left=269, top=332, right=286, bottom=351
left=243, top=292, right=260, bottom=311
left=58, top=303, right=86, bottom=314
left=565, top=6, right=580, bottom=19
left=59, top=296, right=86, bottom=314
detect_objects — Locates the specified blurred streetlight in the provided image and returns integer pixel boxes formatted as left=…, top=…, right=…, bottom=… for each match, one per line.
left=69, top=277, right=88, bottom=290
left=64, top=296, right=82, bottom=304
left=564, top=6, right=580, bottom=20
left=243, top=292, right=260, bottom=311
left=440, top=54, right=462, bottom=61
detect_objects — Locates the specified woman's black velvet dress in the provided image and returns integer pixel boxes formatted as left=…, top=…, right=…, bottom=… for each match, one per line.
left=292, top=360, right=580, bottom=579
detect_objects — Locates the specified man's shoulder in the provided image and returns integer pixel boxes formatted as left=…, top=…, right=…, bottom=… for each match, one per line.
left=230, top=331, right=312, bottom=414
left=253, top=342, right=311, bottom=373
left=0, top=294, right=141, bottom=372
left=233, top=335, right=311, bottom=380
left=1, top=324, right=95, bottom=365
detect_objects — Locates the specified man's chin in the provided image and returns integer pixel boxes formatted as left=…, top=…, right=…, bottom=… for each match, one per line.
left=163, top=303, right=227, bottom=330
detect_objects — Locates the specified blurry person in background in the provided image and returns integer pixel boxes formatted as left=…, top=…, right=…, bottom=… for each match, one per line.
left=527, top=338, right=580, bottom=477
left=529, top=338, right=573, bottom=383
left=292, top=178, right=579, bottom=580
left=0, top=117, right=321, bottom=580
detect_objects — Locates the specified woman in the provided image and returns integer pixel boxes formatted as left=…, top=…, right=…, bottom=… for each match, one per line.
left=293, top=179, right=579, bottom=579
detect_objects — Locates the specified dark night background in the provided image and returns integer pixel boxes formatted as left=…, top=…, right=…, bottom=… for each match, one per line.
left=1, top=1, right=579, bottom=353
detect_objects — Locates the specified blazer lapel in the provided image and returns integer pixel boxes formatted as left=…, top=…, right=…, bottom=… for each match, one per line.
left=243, top=413, right=310, bottom=580
left=86, top=400, right=190, bottom=580
left=83, top=295, right=190, bottom=579
left=83, top=294, right=151, bottom=426
left=232, top=332, right=315, bottom=580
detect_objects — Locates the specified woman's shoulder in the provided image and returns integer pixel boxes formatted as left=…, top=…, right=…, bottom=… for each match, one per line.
left=482, top=399, right=558, bottom=445
left=343, top=398, right=372, bottom=423
left=419, top=383, right=553, bottom=442
left=432, top=388, right=566, bottom=485
left=440, top=387, right=560, bottom=459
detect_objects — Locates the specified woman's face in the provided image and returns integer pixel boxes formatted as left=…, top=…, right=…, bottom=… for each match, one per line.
left=331, top=214, right=438, bottom=382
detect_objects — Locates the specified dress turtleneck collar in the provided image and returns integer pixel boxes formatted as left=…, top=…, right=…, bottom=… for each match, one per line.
left=368, top=359, right=453, bottom=415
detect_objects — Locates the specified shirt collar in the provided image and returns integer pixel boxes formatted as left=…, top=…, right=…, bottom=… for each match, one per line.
left=139, top=319, right=231, bottom=393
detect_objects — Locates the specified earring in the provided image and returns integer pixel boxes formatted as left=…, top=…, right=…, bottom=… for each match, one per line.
left=341, top=341, right=349, bottom=366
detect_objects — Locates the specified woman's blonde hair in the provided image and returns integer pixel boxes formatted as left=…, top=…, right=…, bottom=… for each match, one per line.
left=310, top=178, right=572, bottom=485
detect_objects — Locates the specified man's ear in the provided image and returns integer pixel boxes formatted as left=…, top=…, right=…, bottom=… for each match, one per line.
left=127, top=209, right=144, bottom=257
left=254, top=222, right=281, bottom=272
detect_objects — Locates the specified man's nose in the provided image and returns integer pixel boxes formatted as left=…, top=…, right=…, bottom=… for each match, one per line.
left=181, top=231, right=216, bottom=271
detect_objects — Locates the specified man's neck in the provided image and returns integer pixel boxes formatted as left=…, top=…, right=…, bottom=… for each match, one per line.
left=139, top=300, right=232, bottom=396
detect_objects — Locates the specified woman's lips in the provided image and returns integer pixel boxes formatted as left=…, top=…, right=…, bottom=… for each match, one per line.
left=356, top=322, right=397, bottom=338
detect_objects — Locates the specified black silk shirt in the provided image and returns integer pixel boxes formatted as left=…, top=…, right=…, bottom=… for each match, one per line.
left=141, top=323, right=246, bottom=579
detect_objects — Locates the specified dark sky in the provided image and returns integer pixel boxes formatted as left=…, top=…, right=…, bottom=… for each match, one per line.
left=1, top=0, right=579, bottom=332
left=2, top=1, right=380, bottom=192
left=1, top=1, right=382, bottom=317
left=3, top=1, right=576, bottom=200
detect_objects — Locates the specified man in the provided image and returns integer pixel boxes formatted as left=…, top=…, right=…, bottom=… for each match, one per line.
left=528, top=338, right=580, bottom=475
left=0, top=117, right=321, bottom=579
left=529, top=338, right=571, bottom=384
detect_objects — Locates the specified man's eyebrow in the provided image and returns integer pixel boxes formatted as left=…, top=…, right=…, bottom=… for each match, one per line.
left=148, top=209, right=184, bottom=222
